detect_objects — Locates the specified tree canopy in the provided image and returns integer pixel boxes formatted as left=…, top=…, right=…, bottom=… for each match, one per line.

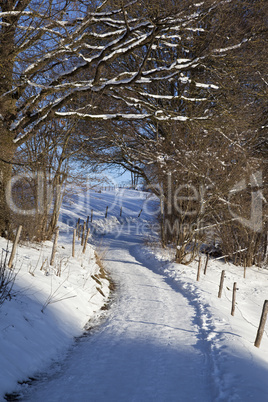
left=0, top=0, right=267, bottom=265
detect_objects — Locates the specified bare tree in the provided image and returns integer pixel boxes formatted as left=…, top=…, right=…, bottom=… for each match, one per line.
left=12, top=118, right=82, bottom=240
left=74, top=0, right=267, bottom=264
left=2, top=0, right=260, bottom=236
left=1, top=0, right=266, bottom=266
left=1, top=0, right=214, bottom=235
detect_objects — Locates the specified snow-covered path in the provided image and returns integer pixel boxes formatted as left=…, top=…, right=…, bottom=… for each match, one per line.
left=21, top=225, right=215, bottom=402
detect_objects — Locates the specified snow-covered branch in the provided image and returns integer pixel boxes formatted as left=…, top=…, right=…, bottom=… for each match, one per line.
left=0, top=0, right=257, bottom=145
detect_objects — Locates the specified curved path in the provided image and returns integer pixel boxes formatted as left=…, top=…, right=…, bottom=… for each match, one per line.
left=21, top=226, right=215, bottom=402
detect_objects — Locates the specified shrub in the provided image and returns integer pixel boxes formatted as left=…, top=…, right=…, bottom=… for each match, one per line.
left=0, top=249, right=16, bottom=308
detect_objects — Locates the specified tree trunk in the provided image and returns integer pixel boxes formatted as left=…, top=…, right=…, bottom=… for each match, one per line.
left=0, top=129, right=17, bottom=237
left=47, top=184, right=63, bottom=239
left=0, top=12, right=17, bottom=238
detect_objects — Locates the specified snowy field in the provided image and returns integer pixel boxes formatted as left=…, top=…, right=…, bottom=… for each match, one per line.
left=0, top=187, right=267, bottom=401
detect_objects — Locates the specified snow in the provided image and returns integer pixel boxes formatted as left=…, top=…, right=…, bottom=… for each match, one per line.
left=55, top=111, right=201, bottom=123
left=138, top=92, right=206, bottom=102
left=0, top=11, right=33, bottom=17
left=55, top=112, right=150, bottom=120
left=185, top=27, right=205, bottom=32
left=137, top=246, right=268, bottom=400
left=213, top=39, right=249, bottom=54
left=195, top=82, right=219, bottom=90
left=0, top=207, right=111, bottom=398
left=101, top=33, right=152, bottom=62
left=0, top=187, right=268, bottom=401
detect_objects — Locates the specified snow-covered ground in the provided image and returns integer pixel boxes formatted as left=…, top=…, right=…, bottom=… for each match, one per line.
left=0, top=187, right=267, bottom=401
left=0, top=189, right=113, bottom=399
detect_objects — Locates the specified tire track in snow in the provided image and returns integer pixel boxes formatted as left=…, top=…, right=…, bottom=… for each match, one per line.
left=175, top=281, right=238, bottom=401
left=133, top=246, right=240, bottom=402
left=18, top=226, right=214, bottom=402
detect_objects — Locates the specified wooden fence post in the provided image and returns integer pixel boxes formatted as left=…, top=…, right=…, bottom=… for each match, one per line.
left=243, top=260, right=247, bottom=279
left=76, top=218, right=80, bottom=235
left=105, top=206, right=108, bottom=218
left=8, top=225, right=22, bottom=269
left=82, top=228, right=91, bottom=254
left=218, top=270, right=225, bottom=298
left=81, top=221, right=86, bottom=246
left=91, top=209, right=93, bottom=222
left=72, top=229, right=76, bottom=258
left=78, top=224, right=81, bottom=240
left=196, top=257, right=202, bottom=281
left=231, top=282, right=237, bottom=316
left=86, top=215, right=89, bottom=229
left=120, top=206, right=122, bottom=217
left=50, top=228, right=59, bottom=266
left=254, top=300, right=268, bottom=348
left=203, top=254, right=209, bottom=275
